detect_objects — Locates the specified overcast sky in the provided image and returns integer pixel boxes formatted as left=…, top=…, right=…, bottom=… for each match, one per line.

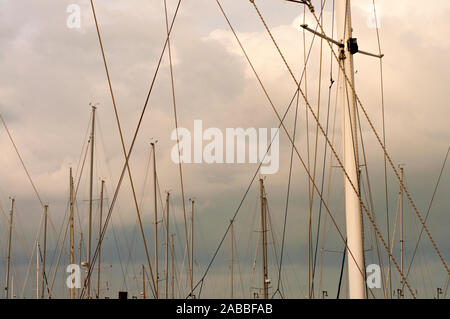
left=0, top=0, right=449, bottom=299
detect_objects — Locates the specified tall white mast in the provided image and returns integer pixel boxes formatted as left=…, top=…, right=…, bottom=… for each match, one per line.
left=336, top=0, right=366, bottom=299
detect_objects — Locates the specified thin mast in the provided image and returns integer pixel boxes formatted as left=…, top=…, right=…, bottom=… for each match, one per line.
left=151, top=141, right=159, bottom=299
left=259, top=178, right=268, bottom=299
left=36, top=241, right=40, bottom=299
left=11, top=276, right=14, bottom=299
left=336, top=0, right=366, bottom=299
left=399, top=166, right=404, bottom=297
left=165, top=191, right=170, bottom=299
left=142, top=264, right=146, bottom=299
left=69, top=168, right=75, bottom=299
left=87, top=104, right=96, bottom=298
left=189, top=199, right=195, bottom=298
left=230, top=219, right=234, bottom=299
left=97, top=179, right=105, bottom=298
left=41, top=204, right=48, bottom=299
left=78, top=233, right=83, bottom=299
left=171, top=233, right=175, bottom=299
left=5, top=197, right=14, bottom=299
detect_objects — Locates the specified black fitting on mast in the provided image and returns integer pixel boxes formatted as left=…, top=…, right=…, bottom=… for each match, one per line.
left=347, top=37, right=359, bottom=55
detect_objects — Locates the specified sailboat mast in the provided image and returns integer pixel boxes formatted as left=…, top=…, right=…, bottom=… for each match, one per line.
left=399, top=166, right=404, bottom=297
left=151, top=141, right=159, bottom=299
left=97, top=179, right=105, bottom=299
left=230, top=219, right=234, bottom=299
left=336, top=0, right=366, bottom=299
left=171, top=234, right=175, bottom=299
left=11, top=276, right=14, bottom=299
left=189, top=199, right=195, bottom=298
left=87, top=104, right=96, bottom=298
left=165, top=191, right=170, bottom=299
left=69, top=168, right=75, bottom=299
left=142, top=264, right=146, bottom=299
left=259, top=178, right=268, bottom=299
left=78, top=233, right=83, bottom=299
left=36, top=241, right=40, bottom=299
left=41, top=204, right=48, bottom=299
left=5, top=197, right=14, bottom=299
